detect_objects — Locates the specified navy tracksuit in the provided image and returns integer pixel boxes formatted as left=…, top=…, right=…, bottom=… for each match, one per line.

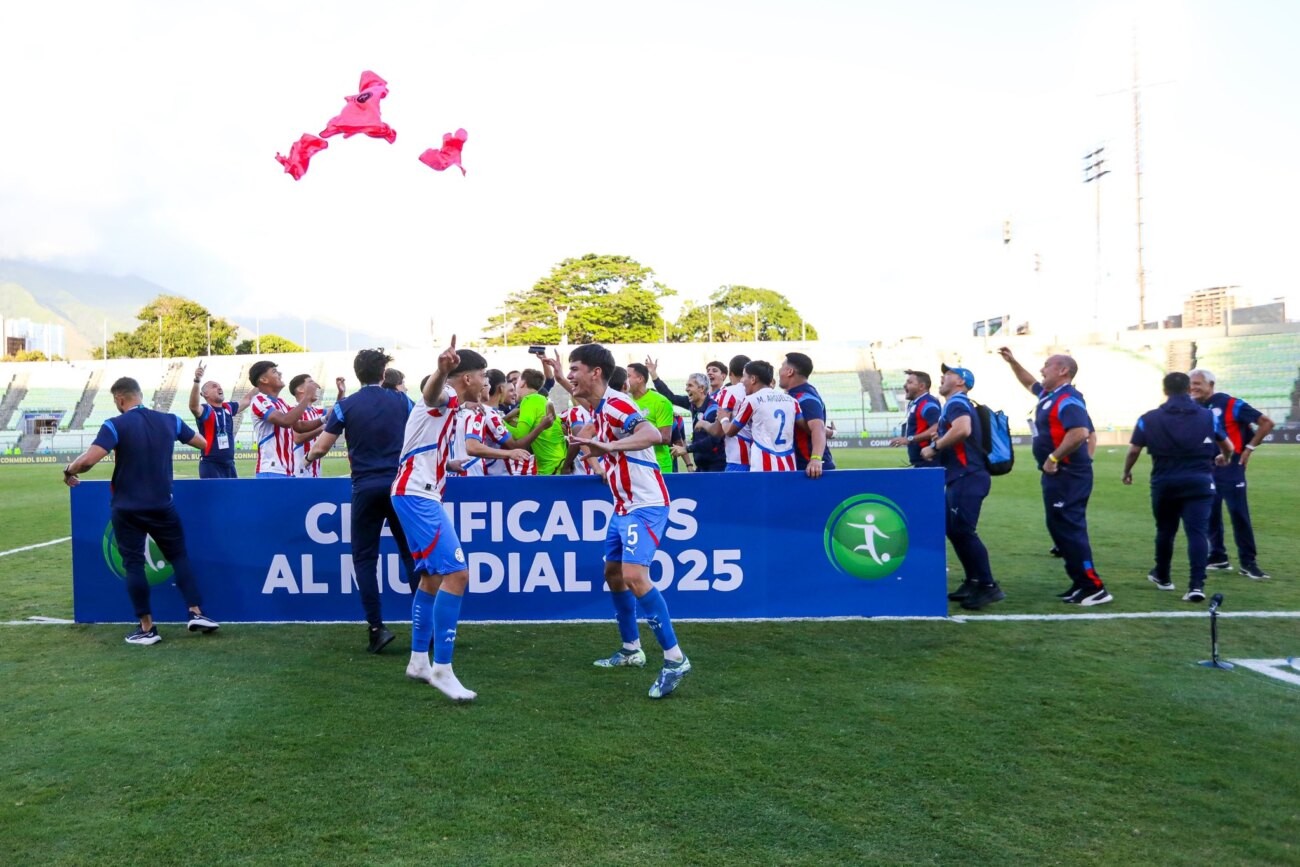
left=1131, top=395, right=1226, bottom=589
left=904, top=392, right=942, bottom=468
left=935, top=394, right=994, bottom=586
left=1201, top=392, right=1262, bottom=568
left=1031, top=383, right=1102, bottom=592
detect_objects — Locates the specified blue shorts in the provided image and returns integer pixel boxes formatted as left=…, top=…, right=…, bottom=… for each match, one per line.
left=604, top=506, right=669, bottom=567
left=725, top=463, right=750, bottom=473
left=390, top=495, right=466, bottom=576
left=256, top=472, right=292, bottom=479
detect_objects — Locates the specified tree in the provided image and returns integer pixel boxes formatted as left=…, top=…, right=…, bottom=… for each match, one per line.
left=96, top=295, right=239, bottom=359
left=672, top=285, right=818, bottom=342
left=236, top=334, right=306, bottom=354
left=2, top=349, right=51, bottom=362
left=484, top=254, right=673, bottom=345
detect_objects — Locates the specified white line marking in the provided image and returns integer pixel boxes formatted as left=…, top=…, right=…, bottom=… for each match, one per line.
left=0, top=537, right=71, bottom=558
left=1230, top=659, right=1300, bottom=687
left=4, top=611, right=1300, bottom=626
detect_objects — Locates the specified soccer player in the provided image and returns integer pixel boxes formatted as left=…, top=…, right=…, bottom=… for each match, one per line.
left=779, top=352, right=833, bottom=478
left=506, top=369, right=566, bottom=475
left=288, top=374, right=331, bottom=478
left=697, top=354, right=752, bottom=471
left=626, top=362, right=675, bottom=474
left=307, top=350, right=420, bottom=653
left=248, top=360, right=321, bottom=478
left=1189, top=368, right=1275, bottom=579
left=566, top=343, right=691, bottom=699
left=889, top=370, right=942, bottom=468
left=187, top=362, right=255, bottom=479
left=723, top=360, right=803, bottom=472
left=461, top=370, right=552, bottom=477
left=392, top=339, right=529, bottom=701
left=1124, top=372, right=1233, bottom=602
left=921, top=365, right=1004, bottom=610
left=62, top=377, right=220, bottom=645
left=999, top=348, right=1111, bottom=605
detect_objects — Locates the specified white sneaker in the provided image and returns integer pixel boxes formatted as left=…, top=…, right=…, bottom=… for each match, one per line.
left=429, top=666, right=477, bottom=702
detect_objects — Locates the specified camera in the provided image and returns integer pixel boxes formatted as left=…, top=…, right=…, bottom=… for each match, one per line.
left=528, top=345, right=547, bottom=355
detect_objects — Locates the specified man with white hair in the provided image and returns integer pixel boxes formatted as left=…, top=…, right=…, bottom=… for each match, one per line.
left=1189, top=367, right=1275, bottom=580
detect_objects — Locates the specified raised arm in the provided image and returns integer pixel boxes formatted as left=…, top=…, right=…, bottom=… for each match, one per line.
left=422, top=336, right=459, bottom=408
left=997, top=347, right=1038, bottom=393
left=306, top=431, right=340, bottom=463
left=264, top=382, right=320, bottom=429
left=188, top=363, right=205, bottom=417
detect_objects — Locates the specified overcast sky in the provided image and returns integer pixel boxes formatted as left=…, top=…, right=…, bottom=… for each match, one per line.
left=1, top=0, right=1296, bottom=346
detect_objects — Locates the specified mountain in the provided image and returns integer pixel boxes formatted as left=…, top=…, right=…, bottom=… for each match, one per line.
left=0, top=260, right=388, bottom=357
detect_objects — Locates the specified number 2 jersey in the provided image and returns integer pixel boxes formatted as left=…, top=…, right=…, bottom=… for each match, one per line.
left=733, top=387, right=802, bottom=471
left=391, top=387, right=459, bottom=501
left=592, top=387, right=670, bottom=514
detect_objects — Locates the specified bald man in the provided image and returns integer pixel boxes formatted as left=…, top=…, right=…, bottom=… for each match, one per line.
left=1000, top=348, right=1111, bottom=606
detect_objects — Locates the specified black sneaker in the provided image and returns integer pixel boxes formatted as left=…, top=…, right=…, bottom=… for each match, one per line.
left=1049, top=546, right=1063, bottom=558
left=1206, top=559, right=1232, bottom=571
left=1147, top=571, right=1175, bottom=591
left=125, top=626, right=161, bottom=646
left=1073, top=586, right=1113, bottom=607
left=187, top=611, right=220, bottom=633
left=947, top=581, right=977, bottom=602
left=1183, top=587, right=1207, bottom=603
left=1057, top=584, right=1081, bottom=601
left=367, top=625, right=395, bottom=654
left=1239, top=564, right=1270, bottom=580
left=960, top=583, right=1006, bottom=610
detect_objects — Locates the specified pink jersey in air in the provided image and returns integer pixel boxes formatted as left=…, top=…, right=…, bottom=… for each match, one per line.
left=418, top=128, right=468, bottom=176
left=321, top=70, right=396, bottom=144
left=275, top=133, right=329, bottom=181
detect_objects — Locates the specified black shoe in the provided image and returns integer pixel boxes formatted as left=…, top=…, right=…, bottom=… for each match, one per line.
left=1239, top=564, right=1270, bottom=580
left=125, top=626, right=161, bottom=646
left=187, top=611, right=220, bottom=633
left=1183, top=587, right=1207, bottom=603
left=1147, top=570, right=1175, bottom=591
left=1057, top=584, right=1081, bottom=601
left=960, top=583, right=1006, bottom=610
left=1073, top=586, right=1114, bottom=607
left=1049, top=546, right=1063, bottom=558
left=367, top=626, right=395, bottom=654
left=947, top=581, right=977, bottom=602
left=1206, top=559, right=1232, bottom=571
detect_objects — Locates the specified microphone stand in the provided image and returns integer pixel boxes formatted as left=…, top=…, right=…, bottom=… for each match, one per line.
left=1198, top=594, right=1234, bottom=670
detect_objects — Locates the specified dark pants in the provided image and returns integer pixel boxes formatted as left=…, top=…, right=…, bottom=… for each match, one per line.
left=1209, top=464, right=1257, bottom=566
left=198, top=460, right=237, bottom=479
left=112, top=505, right=203, bottom=619
left=1041, top=468, right=1101, bottom=589
left=351, top=483, right=418, bottom=627
left=945, top=472, right=993, bottom=586
left=1151, top=476, right=1215, bottom=589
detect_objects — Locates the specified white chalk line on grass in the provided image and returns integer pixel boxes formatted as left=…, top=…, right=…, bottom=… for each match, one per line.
left=4, top=611, right=1300, bottom=626
left=0, top=537, right=71, bottom=558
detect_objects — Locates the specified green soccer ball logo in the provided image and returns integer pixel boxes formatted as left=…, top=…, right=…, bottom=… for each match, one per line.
left=824, top=494, right=909, bottom=580
left=102, top=522, right=174, bottom=586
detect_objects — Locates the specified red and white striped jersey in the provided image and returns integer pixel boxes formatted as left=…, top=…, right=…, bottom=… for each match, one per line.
left=717, top=382, right=752, bottom=467
left=293, top=404, right=325, bottom=477
left=734, top=387, right=802, bottom=471
left=476, top=406, right=513, bottom=476
left=250, top=391, right=294, bottom=477
left=592, top=386, right=670, bottom=515
left=562, top=405, right=597, bottom=475
left=448, top=407, right=477, bottom=477
left=391, top=387, right=459, bottom=501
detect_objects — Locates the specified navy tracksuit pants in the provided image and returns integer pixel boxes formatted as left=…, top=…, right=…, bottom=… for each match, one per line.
left=112, top=505, right=204, bottom=619
left=1041, top=468, right=1102, bottom=590
left=350, top=483, right=418, bottom=627
left=945, top=472, right=994, bottom=586
left=1150, top=475, right=1215, bottom=589
left=1208, top=463, right=1257, bottom=566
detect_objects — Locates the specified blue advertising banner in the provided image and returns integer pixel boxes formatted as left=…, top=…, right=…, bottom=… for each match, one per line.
left=71, top=469, right=947, bottom=623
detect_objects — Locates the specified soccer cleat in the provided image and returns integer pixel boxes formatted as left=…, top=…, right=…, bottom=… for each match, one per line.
left=1183, top=587, right=1207, bottom=603
left=959, top=583, right=1006, bottom=610
left=186, top=611, right=220, bottom=633
left=1206, top=559, right=1232, bottom=571
left=1239, top=564, right=1270, bottom=580
left=1073, top=587, right=1113, bottom=607
left=1147, top=571, right=1175, bottom=591
left=947, top=581, right=977, bottom=602
left=648, top=656, right=692, bottom=699
left=367, top=626, right=395, bottom=654
left=125, top=626, right=161, bottom=646
left=593, top=648, right=647, bottom=668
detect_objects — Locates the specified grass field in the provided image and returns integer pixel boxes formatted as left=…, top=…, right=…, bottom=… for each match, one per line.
left=1, top=449, right=1298, bottom=864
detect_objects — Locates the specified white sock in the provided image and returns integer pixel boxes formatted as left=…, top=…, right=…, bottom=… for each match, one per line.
left=623, top=640, right=642, bottom=652
left=663, top=645, right=684, bottom=663
left=409, top=651, right=430, bottom=669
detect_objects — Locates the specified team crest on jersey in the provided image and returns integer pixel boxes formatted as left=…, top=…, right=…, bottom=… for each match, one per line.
left=454, top=548, right=465, bottom=563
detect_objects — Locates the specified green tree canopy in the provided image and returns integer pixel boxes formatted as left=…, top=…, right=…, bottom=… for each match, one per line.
left=96, top=295, right=239, bottom=359
left=236, top=334, right=305, bottom=354
left=672, top=285, right=818, bottom=342
left=484, top=254, right=672, bottom=345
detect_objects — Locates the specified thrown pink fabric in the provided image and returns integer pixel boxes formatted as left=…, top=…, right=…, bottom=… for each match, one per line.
left=418, top=128, right=468, bottom=175
left=275, top=134, right=330, bottom=181
left=320, top=70, right=396, bottom=143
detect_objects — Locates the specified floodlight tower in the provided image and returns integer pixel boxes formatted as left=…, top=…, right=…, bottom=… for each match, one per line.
left=1083, top=146, right=1110, bottom=330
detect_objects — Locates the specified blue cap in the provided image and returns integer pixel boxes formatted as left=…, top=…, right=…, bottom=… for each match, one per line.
left=941, top=363, right=974, bottom=389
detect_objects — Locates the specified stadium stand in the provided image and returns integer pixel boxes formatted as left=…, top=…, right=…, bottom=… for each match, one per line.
left=6, top=365, right=92, bottom=431
left=81, top=360, right=172, bottom=431
left=1193, top=332, right=1300, bottom=420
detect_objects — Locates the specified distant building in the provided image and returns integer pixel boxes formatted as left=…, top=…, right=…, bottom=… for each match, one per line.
left=0, top=316, right=66, bottom=357
left=1183, top=286, right=1239, bottom=328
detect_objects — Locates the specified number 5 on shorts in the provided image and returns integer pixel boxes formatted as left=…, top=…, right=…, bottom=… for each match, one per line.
left=625, top=523, right=639, bottom=549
